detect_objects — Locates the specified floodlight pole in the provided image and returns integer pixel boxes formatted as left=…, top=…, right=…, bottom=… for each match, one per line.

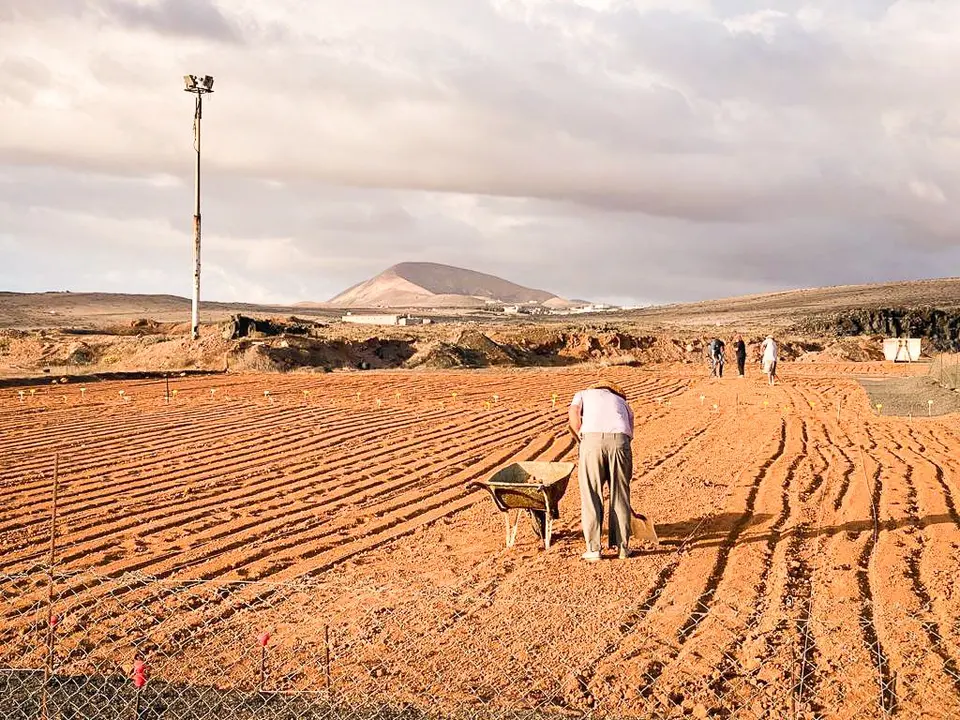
left=192, top=92, right=202, bottom=340
left=184, top=75, right=213, bottom=341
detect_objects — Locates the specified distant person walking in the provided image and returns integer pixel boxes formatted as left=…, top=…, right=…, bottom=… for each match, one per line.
left=734, top=335, right=747, bottom=377
left=568, top=381, right=634, bottom=561
left=707, top=338, right=726, bottom=378
left=761, top=335, right=778, bottom=385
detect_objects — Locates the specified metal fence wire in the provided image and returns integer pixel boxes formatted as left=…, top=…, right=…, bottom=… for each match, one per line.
left=3, top=568, right=960, bottom=720
left=929, top=353, right=960, bottom=391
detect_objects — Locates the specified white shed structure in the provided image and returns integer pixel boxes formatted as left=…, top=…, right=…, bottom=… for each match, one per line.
left=882, top=338, right=921, bottom=362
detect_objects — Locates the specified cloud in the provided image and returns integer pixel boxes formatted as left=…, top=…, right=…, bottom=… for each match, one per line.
left=2, top=1, right=960, bottom=305
left=101, top=0, right=240, bottom=43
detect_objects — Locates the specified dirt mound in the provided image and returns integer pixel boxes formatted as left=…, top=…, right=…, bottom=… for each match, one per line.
left=795, top=337, right=884, bottom=362
left=454, top=330, right=518, bottom=366
left=231, top=336, right=416, bottom=372
left=404, top=342, right=475, bottom=369
left=221, top=314, right=322, bottom=340
left=404, top=331, right=515, bottom=369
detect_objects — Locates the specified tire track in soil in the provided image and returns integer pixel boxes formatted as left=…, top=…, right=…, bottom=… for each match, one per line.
left=746, top=388, right=840, bottom=714
left=563, top=413, right=735, bottom=706
left=884, top=429, right=960, bottom=699
left=615, top=384, right=816, bottom=712
left=687, top=388, right=826, bottom=716
left=624, top=420, right=787, bottom=699
left=801, top=386, right=888, bottom=718
left=854, top=431, right=897, bottom=715
left=864, top=421, right=960, bottom=711
left=596, top=404, right=793, bottom=709
left=676, top=415, right=794, bottom=643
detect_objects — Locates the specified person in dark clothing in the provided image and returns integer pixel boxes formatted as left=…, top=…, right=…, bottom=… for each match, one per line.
left=707, top=338, right=725, bottom=378
left=734, top=335, right=747, bottom=377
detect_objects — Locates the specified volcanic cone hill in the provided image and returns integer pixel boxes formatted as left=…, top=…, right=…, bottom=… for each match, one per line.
left=320, top=262, right=575, bottom=309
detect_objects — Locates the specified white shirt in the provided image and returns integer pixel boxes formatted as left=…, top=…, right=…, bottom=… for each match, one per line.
left=761, top=338, right=778, bottom=362
left=571, top=389, right=634, bottom=437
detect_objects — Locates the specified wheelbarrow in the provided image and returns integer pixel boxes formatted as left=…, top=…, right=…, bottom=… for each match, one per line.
left=469, top=461, right=575, bottom=550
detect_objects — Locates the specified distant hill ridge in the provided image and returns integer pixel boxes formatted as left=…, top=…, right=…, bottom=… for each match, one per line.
left=323, top=262, right=574, bottom=309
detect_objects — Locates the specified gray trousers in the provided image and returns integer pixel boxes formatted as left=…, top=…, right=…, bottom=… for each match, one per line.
left=578, top=433, right=633, bottom=551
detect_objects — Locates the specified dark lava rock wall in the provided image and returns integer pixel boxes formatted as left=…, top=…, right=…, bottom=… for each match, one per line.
left=801, top=307, right=960, bottom=351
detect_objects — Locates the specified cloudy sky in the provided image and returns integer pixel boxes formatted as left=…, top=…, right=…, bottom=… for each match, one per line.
left=2, top=0, right=960, bottom=306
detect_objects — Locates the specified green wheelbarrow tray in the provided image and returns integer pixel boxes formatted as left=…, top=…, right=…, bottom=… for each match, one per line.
left=468, top=461, right=575, bottom=550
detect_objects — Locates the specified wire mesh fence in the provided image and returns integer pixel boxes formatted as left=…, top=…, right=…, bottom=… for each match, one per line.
left=3, top=567, right=960, bottom=720
left=929, top=353, right=960, bottom=391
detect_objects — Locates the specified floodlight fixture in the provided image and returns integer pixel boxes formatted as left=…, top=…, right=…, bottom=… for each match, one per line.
left=183, top=73, right=213, bottom=95
left=182, top=73, right=214, bottom=340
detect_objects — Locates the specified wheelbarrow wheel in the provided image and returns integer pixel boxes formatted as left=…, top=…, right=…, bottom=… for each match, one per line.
left=528, top=510, right=548, bottom=539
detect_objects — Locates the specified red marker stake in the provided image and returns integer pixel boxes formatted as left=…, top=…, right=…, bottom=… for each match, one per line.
left=132, top=659, right=148, bottom=719
left=258, top=632, right=270, bottom=691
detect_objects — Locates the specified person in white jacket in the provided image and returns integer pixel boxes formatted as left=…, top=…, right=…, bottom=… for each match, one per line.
left=760, top=336, right=778, bottom=385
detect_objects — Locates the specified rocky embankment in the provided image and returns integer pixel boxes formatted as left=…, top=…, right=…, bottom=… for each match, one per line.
left=797, top=307, right=960, bottom=351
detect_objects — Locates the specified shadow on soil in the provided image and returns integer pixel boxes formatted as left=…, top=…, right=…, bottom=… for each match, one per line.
left=645, top=511, right=957, bottom=555
left=0, top=369, right=225, bottom=390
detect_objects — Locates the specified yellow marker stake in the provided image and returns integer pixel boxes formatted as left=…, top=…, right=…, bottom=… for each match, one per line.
left=17, top=391, right=25, bottom=403
left=928, top=399, right=934, bottom=417
left=876, top=403, right=883, bottom=416
left=395, top=391, right=401, bottom=401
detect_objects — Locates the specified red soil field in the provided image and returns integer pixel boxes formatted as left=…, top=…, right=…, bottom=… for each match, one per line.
left=1, top=363, right=959, bottom=718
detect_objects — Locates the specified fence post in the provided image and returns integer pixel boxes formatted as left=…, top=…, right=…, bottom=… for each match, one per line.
left=41, top=454, right=61, bottom=720
left=324, top=624, right=332, bottom=696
